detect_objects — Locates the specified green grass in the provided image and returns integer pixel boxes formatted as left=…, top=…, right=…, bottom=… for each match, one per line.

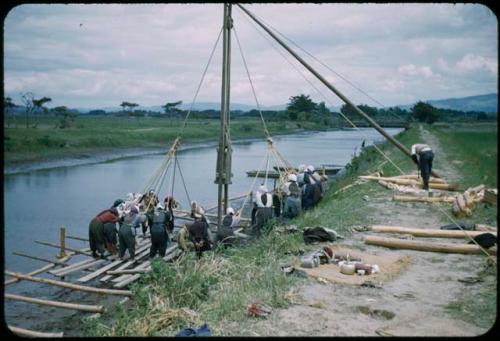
left=84, top=227, right=307, bottom=336
left=83, top=122, right=497, bottom=336
left=4, top=116, right=333, bottom=165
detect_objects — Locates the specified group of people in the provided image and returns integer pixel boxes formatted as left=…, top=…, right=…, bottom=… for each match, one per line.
left=250, top=164, right=326, bottom=236
left=88, top=191, right=175, bottom=261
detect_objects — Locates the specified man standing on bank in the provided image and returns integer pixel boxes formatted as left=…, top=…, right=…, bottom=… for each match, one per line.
left=411, top=143, right=434, bottom=191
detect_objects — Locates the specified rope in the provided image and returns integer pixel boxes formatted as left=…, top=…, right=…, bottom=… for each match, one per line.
left=179, top=27, right=223, bottom=137
left=176, top=156, right=192, bottom=207
left=248, top=10, right=404, bottom=123
left=233, top=25, right=271, bottom=139
left=236, top=6, right=404, bottom=175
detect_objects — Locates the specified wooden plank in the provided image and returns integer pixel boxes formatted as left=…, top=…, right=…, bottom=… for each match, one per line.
left=53, top=259, right=106, bottom=277
left=370, top=225, right=496, bottom=238
left=5, top=271, right=132, bottom=296
left=5, top=264, right=55, bottom=286
left=50, top=258, right=96, bottom=276
left=111, top=259, right=151, bottom=283
left=8, top=325, right=63, bottom=338
left=359, top=176, right=458, bottom=191
left=35, top=240, right=93, bottom=257
left=77, top=259, right=124, bottom=283
left=4, top=293, right=104, bottom=313
left=364, top=235, right=497, bottom=255
left=101, top=247, right=151, bottom=283
left=106, top=268, right=152, bottom=275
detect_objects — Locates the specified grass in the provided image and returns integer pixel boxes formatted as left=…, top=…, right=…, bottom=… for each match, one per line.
left=4, top=116, right=333, bottom=165
left=83, top=122, right=497, bottom=336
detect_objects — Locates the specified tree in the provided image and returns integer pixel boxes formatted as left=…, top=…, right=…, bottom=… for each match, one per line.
left=120, top=101, right=139, bottom=114
left=162, top=100, right=183, bottom=125
left=52, top=106, right=77, bottom=129
left=410, top=101, right=439, bottom=124
left=32, top=96, right=52, bottom=127
left=317, top=101, right=332, bottom=126
left=4, top=97, right=19, bottom=128
left=286, top=94, right=317, bottom=121
left=21, top=92, right=36, bottom=128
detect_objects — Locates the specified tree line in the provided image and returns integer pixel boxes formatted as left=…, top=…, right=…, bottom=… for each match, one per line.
left=4, top=92, right=496, bottom=130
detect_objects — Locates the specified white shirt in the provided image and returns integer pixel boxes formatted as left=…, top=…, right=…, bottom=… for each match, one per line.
left=411, top=144, right=432, bottom=155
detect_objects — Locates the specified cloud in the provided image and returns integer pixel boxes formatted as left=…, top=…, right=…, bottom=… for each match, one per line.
left=3, top=3, right=497, bottom=109
left=398, top=64, right=437, bottom=79
left=455, top=54, right=497, bottom=74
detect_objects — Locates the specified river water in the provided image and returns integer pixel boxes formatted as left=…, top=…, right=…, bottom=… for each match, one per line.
left=2, top=128, right=402, bottom=333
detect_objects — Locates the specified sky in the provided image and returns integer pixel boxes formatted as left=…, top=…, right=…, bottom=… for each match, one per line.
left=3, top=3, right=498, bottom=110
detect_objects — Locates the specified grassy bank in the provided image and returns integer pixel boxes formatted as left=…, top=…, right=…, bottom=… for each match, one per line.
left=83, top=122, right=496, bottom=336
left=4, top=116, right=331, bottom=165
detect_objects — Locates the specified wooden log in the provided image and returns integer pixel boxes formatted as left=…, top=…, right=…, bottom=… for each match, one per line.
left=370, top=225, right=496, bottom=238
left=67, top=235, right=89, bottom=242
left=174, top=209, right=251, bottom=222
left=392, top=194, right=455, bottom=203
left=392, top=174, right=447, bottom=184
left=467, top=184, right=485, bottom=196
left=358, top=176, right=457, bottom=191
left=4, top=293, right=104, bottom=313
left=483, top=189, right=497, bottom=206
left=77, top=259, right=124, bottom=283
left=452, top=199, right=462, bottom=217
left=53, top=259, right=105, bottom=277
left=457, top=194, right=467, bottom=211
left=8, top=325, right=63, bottom=338
left=475, top=224, right=497, bottom=232
left=5, top=271, right=132, bottom=296
left=12, top=252, right=69, bottom=266
left=4, top=264, right=55, bottom=286
left=50, top=258, right=96, bottom=276
left=364, top=235, right=497, bottom=255
left=35, top=240, right=93, bottom=257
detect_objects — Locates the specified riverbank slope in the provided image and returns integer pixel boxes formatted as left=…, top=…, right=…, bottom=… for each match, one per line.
left=83, top=122, right=497, bottom=337
left=4, top=116, right=332, bottom=173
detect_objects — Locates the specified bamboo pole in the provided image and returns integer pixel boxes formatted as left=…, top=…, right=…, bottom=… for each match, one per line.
left=392, top=174, right=447, bottom=184
left=364, top=235, right=497, bottom=255
left=369, top=225, right=496, bottom=238
left=392, top=194, right=455, bottom=203
left=67, top=235, right=89, bottom=242
left=57, top=226, right=67, bottom=259
left=4, top=293, right=105, bottom=313
left=5, top=271, right=132, bottom=296
left=35, top=240, right=93, bottom=257
left=4, top=264, right=55, bottom=286
left=12, top=251, right=69, bottom=266
left=8, top=325, right=63, bottom=338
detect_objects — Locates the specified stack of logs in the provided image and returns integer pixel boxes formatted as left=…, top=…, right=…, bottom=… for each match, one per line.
left=452, top=184, right=485, bottom=218
left=358, top=174, right=458, bottom=192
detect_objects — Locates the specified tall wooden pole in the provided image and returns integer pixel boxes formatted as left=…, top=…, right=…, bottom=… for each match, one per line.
left=215, top=3, right=233, bottom=231
left=237, top=4, right=439, bottom=178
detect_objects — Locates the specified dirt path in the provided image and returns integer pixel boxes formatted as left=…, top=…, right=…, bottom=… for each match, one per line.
left=234, top=127, right=493, bottom=337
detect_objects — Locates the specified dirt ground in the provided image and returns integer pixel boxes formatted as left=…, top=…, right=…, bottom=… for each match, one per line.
left=230, top=127, right=496, bottom=337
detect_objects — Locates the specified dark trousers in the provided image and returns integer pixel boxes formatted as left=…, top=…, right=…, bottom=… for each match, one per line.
left=150, top=226, right=168, bottom=258
left=89, top=218, right=106, bottom=256
left=419, top=151, right=434, bottom=190
left=119, top=225, right=136, bottom=259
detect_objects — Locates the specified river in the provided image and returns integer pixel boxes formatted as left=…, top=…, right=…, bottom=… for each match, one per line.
left=3, top=128, right=402, bottom=333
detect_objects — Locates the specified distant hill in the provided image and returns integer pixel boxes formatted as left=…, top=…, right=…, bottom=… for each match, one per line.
left=395, top=93, right=497, bottom=114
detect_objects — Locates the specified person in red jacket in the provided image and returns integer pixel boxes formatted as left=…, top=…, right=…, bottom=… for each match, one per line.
left=88, top=207, right=120, bottom=259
